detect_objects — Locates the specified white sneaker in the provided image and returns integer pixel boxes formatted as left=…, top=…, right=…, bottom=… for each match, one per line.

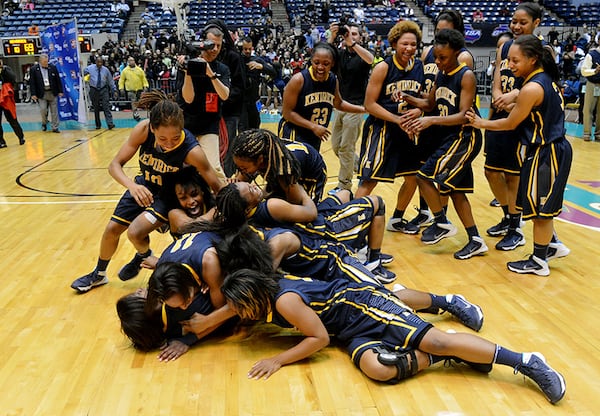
left=546, top=241, right=570, bottom=261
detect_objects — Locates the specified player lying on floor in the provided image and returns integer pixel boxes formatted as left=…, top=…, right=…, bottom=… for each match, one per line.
left=221, top=268, right=566, bottom=404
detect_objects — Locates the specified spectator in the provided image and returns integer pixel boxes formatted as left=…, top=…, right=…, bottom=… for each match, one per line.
left=580, top=43, right=600, bottom=141
left=116, top=0, right=130, bottom=19
left=327, top=22, right=374, bottom=194
left=139, top=7, right=155, bottom=24
left=29, top=54, right=64, bottom=133
left=0, top=58, right=25, bottom=148
left=472, top=9, right=485, bottom=22
left=239, top=36, right=276, bottom=131
left=353, top=6, right=365, bottom=24
left=28, top=22, right=39, bottom=35
left=84, top=56, right=116, bottom=130
left=21, top=0, right=34, bottom=11
left=118, top=56, right=149, bottom=122
left=562, top=75, right=580, bottom=105
left=204, top=19, right=246, bottom=179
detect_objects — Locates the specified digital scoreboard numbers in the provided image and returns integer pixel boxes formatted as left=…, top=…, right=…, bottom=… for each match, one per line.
left=2, top=37, right=40, bottom=56
left=78, top=35, right=92, bottom=53
left=2, top=36, right=92, bottom=56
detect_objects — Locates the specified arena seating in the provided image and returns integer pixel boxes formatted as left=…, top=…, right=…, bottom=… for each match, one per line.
left=146, top=1, right=265, bottom=32
left=544, top=1, right=600, bottom=27
left=420, top=0, right=562, bottom=26
left=284, top=0, right=418, bottom=26
left=0, top=0, right=126, bottom=37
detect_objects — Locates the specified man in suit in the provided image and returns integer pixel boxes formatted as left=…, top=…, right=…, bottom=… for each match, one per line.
left=29, top=53, right=63, bottom=133
left=84, top=56, right=116, bottom=130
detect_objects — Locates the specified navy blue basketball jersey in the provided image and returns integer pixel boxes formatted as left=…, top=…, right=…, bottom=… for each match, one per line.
left=251, top=226, right=378, bottom=285
left=423, top=47, right=439, bottom=97
left=268, top=276, right=409, bottom=343
left=423, top=46, right=473, bottom=96
left=157, top=231, right=222, bottom=285
left=138, top=127, right=199, bottom=194
left=375, top=55, right=423, bottom=115
left=497, top=39, right=522, bottom=97
left=284, top=139, right=327, bottom=203
left=162, top=291, right=214, bottom=340
left=247, top=200, right=287, bottom=228
left=434, top=63, right=478, bottom=140
left=517, top=70, right=565, bottom=146
left=278, top=67, right=337, bottom=146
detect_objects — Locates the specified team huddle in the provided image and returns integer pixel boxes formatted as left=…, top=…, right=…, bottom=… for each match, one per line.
left=70, top=3, right=570, bottom=406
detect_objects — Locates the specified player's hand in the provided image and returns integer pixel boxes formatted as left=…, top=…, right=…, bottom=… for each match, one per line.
left=180, top=312, right=211, bottom=335
left=129, top=183, right=154, bottom=207
left=312, top=124, right=330, bottom=141
left=399, top=93, right=418, bottom=107
left=141, top=255, right=158, bottom=269
left=403, top=116, right=432, bottom=134
left=248, top=357, right=282, bottom=380
left=466, top=107, right=482, bottom=128
left=492, top=91, right=514, bottom=112
left=158, top=340, right=189, bottom=362
left=247, top=61, right=263, bottom=71
left=397, top=108, right=421, bottom=126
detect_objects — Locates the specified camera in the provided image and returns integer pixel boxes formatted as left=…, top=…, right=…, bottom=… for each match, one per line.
left=334, top=16, right=349, bottom=37
left=187, top=59, right=207, bottom=77
left=177, top=40, right=216, bottom=77
left=190, top=39, right=216, bottom=53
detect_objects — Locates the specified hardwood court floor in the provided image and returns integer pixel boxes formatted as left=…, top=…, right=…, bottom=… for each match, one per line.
left=0, top=123, right=599, bottom=415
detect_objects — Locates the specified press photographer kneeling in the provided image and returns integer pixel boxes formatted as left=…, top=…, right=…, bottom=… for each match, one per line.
left=176, top=25, right=231, bottom=180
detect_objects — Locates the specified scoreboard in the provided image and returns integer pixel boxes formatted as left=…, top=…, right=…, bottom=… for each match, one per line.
left=78, top=35, right=92, bottom=53
left=1, top=35, right=93, bottom=56
left=2, top=37, right=40, bottom=56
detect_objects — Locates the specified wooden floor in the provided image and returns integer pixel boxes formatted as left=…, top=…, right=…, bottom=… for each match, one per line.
left=1, top=123, right=599, bottom=415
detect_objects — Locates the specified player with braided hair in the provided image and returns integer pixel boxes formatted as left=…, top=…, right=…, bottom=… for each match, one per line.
left=71, top=90, right=225, bottom=293
left=221, top=268, right=566, bottom=405
left=232, top=128, right=321, bottom=208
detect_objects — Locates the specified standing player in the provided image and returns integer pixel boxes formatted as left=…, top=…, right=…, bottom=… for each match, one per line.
left=484, top=3, right=544, bottom=251
left=400, top=9, right=473, bottom=230
left=355, top=21, right=425, bottom=236
left=402, top=29, right=486, bottom=260
left=278, top=42, right=365, bottom=152
left=467, top=35, right=572, bottom=276
left=70, top=91, right=223, bottom=293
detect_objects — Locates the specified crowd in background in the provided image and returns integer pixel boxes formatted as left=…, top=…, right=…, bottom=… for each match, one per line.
left=72, top=1, right=599, bottom=116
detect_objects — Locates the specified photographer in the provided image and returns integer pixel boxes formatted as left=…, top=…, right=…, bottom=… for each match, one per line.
left=206, top=19, right=247, bottom=178
left=176, top=26, right=231, bottom=179
left=239, top=36, right=276, bottom=131
left=327, top=22, right=373, bottom=194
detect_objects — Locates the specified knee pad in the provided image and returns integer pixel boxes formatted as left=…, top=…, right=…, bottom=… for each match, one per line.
left=375, top=195, right=385, bottom=216
left=374, top=346, right=418, bottom=384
